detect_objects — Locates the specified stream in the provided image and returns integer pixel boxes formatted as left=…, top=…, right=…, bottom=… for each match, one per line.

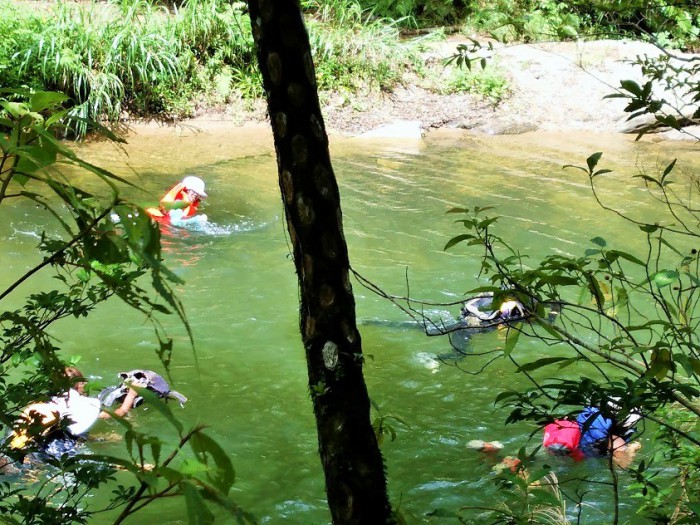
left=1, top=124, right=698, bottom=523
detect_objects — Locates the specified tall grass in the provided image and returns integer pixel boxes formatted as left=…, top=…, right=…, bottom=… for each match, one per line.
left=304, top=0, right=420, bottom=91
left=12, top=0, right=179, bottom=134
left=1, top=0, right=250, bottom=135
left=0, top=0, right=426, bottom=135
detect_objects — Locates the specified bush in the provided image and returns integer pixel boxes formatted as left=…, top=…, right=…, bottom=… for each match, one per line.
left=355, top=0, right=467, bottom=25
left=466, top=0, right=700, bottom=48
left=0, top=0, right=252, bottom=135
left=437, top=65, right=509, bottom=103
left=305, top=0, right=421, bottom=92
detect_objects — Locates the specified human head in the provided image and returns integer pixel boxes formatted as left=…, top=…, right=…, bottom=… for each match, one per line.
left=181, top=176, right=207, bottom=199
left=64, top=366, right=86, bottom=395
left=499, top=299, right=524, bottom=318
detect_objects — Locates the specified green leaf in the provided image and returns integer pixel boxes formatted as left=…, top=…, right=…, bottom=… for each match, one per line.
left=620, top=80, right=642, bottom=96
left=503, top=327, right=520, bottom=356
left=137, top=388, right=184, bottom=434
left=45, top=108, right=71, bottom=128
left=444, top=234, right=475, bottom=251
left=634, top=173, right=662, bottom=187
left=661, top=159, right=676, bottom=182
left=688, top=501, right=700, bottom=517
left=78, top=453, right=141, bottom=474
left=516, top=356, right=572, bottom=372
left=157, top=465, right=186, bottom=485
left=183, top=482, right=215, bottom=525
left=652, top=270, right=679, bottom=288
left=649, top=348, right=673, bottom=380
left=674, top=354, right=700, bottom=378
left=627, top=320, right=669, bottom=332
left=659, top=236, right=684, bottom=257
left=151, top=441, right=162, bottom=466
left=180, top=458, right=211, bottom=476
left=465, top=285, right=500, bottom=295
left=0, top=516, right=24, bottom=525
left=494, top=390, right=517, bottom=403
left=190, top=432, right=236, bottom=494
left=0, top=101, right=28, bottom=118
left=587, top=275, right=605, bottom=309
left=660, top=296, right=678, bottom=319
left=29, top=91, right=69, bottom=113
left=539, top=275, right=580, bottom=286
left=656, top=114, right=680, bottom=129
left=639, top=224, right=658, bottom=233
left=477, top=216, right=499, bottom=229
left=586, top=152, right=603, bottom=173
left=590, top=236, right=606, bottom=247
left=607, top=250, right=645, bottom=266
left=14, top=144, right=58, bottom=176
left=614, top=286, right=629, bottom=310
left=562, top=164, right=588, bottom=173
left=561, top=25, right=577, bottom=37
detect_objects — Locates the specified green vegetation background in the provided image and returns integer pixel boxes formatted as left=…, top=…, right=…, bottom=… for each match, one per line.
left=1, top=0, right=698, bottom=136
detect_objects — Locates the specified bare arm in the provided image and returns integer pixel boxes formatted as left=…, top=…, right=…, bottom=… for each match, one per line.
left=610, top=435, right=641, bottom=468
left=98, top=388, right=138, bottom=419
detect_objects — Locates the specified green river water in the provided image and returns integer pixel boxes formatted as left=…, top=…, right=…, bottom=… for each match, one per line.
left=1, top=125, right=698, bottom=523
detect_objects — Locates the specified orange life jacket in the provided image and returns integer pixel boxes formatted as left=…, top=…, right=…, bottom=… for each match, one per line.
left=145, top=183, right=200, bottom=220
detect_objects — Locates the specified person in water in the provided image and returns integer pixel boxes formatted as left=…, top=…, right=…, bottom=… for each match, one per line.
left=9, top=367, right=102, bottom=458
left=98, top=369, right=188, bottom=415
left=146, top=175, right=208, bottom=222
left=543, top=403, right=642, bottom=465
left=461, top=292, right=526, bottom=324
left=63, top=366, right=139, bottom=420
left=7, top=367, right=186, bottom=467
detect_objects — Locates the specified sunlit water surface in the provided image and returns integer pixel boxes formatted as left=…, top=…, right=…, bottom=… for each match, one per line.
left=1, top=123, right=698, bottom=524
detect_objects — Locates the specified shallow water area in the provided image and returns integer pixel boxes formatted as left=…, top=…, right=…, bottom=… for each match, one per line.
left=2, top=122, right=698, bottom=523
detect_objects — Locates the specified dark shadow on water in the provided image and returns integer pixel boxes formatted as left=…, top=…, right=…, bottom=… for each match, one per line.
left=358, top=316, right=479, bottom=361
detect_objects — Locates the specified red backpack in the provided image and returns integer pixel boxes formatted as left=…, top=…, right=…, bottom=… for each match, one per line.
left=543, top=419, right=581, bottom=454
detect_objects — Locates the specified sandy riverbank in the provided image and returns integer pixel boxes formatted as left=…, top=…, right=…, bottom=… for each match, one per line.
left=125, top=38, right=700, bottom=141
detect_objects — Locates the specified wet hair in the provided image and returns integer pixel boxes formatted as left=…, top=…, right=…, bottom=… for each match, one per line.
left=64, top=367, right=87, bottom=393
left=64, top=367, right=85, bottom=380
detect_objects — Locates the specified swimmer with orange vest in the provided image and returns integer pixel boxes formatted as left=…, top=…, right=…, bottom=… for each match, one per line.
left=146, top=175, right=208, bottom=224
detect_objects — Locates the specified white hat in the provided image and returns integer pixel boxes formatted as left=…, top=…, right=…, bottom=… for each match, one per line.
left=181, top=175, right=207, bottom=198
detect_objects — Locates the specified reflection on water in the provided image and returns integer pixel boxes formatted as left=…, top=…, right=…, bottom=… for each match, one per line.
left=1, top=125, right=698, bottom=523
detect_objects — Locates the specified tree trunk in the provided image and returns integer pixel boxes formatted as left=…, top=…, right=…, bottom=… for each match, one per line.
left=246, top=2, right=394, bottom=524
